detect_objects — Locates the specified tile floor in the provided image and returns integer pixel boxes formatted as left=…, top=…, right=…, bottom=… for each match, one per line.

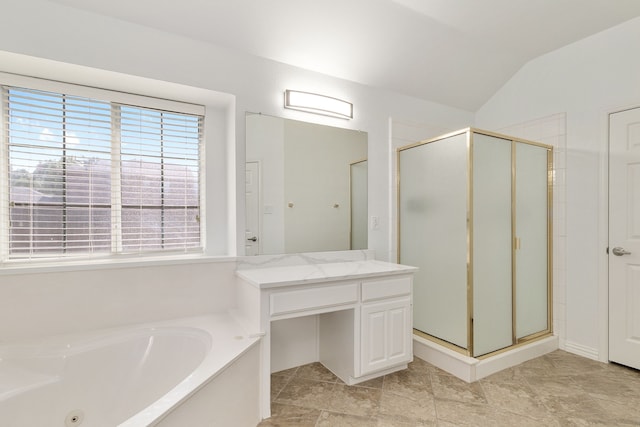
left=258, top=350, right=640, bottom=426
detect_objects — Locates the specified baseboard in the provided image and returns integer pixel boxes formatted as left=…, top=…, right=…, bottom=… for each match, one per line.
left=564, top=340, right=599, bottom=361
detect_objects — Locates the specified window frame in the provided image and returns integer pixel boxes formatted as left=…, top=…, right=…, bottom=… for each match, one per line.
left=0, top=72, right=210, bottom=264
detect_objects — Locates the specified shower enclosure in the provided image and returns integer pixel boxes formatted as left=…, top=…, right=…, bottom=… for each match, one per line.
left=398, top=128, right=552, bottom=357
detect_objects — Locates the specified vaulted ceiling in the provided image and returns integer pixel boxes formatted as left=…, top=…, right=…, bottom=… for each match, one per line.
left=50, top=0, right=640, bottom=111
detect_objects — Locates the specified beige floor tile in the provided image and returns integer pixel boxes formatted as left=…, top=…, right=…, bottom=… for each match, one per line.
left=406, top=357, right=436, bottom=374
left=554, top=416, right=638, bottom=426
left=352, top=375, right=384, bottom=389
left=479, top=377, right=547, bottom=416
left=257, top=403, right=320, bottom=426
left=382, top=367, right=432, bottom=398
left=295, top=361, right=339, bottom=382
left=378, top=389, right=436, bottom=424
left=480, top=366, right=523, bottom=382
left=260, top=352, right=640, bottom=427
left=272, top=366, right=299, bottom=377
left=605, top=361, right=640, bottom=381
left=274, top=377, right=336, bottom=410
left=592, top=396, right=640, bottom=425
left=435, top=398, right=557, bottom=427
left=315, top=411, right=378, bottom=427
left=513, top=353, right=558, bottom=378
left=570, top=369, right=640, bottom=405
left=430, top=370, right=487, bottom=404
left=270, top=374, right=292, bottom=401
left=376, top=418, right=435, bottom=427
left=545, top=350, right=609, bottom=376
left=329, top=383, right=382, bottom=417
left=538, top=392, right=609, bottom=421
left=524, top=372, right=582, bottom=397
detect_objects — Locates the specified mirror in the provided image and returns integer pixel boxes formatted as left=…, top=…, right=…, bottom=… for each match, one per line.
left=245, top=113, right=368, bottom=255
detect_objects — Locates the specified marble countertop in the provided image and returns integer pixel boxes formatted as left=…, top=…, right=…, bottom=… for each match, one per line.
left=236, top=259, right=417, bottom=289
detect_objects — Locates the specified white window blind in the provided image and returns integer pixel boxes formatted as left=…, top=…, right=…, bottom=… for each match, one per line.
left=119, top=105, right=201, bottom=252
left=2, top=85, right=203, bottom=261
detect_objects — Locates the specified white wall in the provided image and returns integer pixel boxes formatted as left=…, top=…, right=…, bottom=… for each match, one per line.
left=0, top=0, right=473, bottom=341
left=0, top=259, right=238, bottom=341
left=0, top=0, right=474, bottom=262
left=476, top=16, right=640, bottom=360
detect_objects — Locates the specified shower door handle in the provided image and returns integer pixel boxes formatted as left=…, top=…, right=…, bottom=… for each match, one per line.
left=612, top=247, right=631, bottom=256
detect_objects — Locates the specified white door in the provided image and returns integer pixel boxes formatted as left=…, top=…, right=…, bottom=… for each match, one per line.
left=609, top=107, right=640, bottom=370
left=245, top=162, right=260, bottom=256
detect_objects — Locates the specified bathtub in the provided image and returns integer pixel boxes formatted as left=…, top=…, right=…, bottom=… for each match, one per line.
left=0, top=314, right=261, bottom=427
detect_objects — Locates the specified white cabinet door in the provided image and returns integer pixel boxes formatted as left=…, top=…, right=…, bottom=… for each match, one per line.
left=360, top=297, right=412, bottom=375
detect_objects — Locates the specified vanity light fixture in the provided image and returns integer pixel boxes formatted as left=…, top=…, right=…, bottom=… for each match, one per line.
left=284, top=90, right=353, bottom=119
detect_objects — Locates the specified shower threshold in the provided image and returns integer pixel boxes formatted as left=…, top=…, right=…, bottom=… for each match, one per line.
left=412, top=333, right=558, bottom=382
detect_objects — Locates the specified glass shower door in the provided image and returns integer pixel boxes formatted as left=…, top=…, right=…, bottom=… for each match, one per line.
left=515, top=143, right=550, bottom=338
left=399, top=133, right=468, bottom=350
left=472, top=134, right=513, bottom=356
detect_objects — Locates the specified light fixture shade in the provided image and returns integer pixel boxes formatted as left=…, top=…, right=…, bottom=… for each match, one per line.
left=284, top=90, right=353, bottom=119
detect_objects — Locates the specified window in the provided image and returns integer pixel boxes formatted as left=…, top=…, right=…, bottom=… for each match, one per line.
left=2, top=83, right=204, bottom=261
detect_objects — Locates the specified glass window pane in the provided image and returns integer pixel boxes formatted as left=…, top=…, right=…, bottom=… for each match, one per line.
left=120, top=105, right=201, bottom=251
left=66, top=207, right=111, bottom=252
left=121, top=208, right=162, bottom=251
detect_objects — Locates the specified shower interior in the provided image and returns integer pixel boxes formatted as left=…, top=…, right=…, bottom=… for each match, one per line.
left=398, top=128, right=556, bottom=380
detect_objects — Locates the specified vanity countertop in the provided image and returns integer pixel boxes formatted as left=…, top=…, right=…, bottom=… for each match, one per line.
left=236, top=259, right=417, bottom=289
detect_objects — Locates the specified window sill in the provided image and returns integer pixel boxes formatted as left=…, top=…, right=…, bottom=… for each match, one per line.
left=0, top=253, right=237, bottom=276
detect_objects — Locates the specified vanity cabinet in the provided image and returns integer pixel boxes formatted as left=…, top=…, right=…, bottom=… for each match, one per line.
left=269, top=275, right=413, bottom=382
left=235, top=259, right=416, bottom=420
left=360, top=276, right=412, bottom=375
left=360, top=297, right=412, bottom=374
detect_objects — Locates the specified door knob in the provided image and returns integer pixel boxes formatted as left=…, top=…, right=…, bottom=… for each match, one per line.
left=247, top=236, right=257, bottom=242
left=612, top=246, right=631, bottom=256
